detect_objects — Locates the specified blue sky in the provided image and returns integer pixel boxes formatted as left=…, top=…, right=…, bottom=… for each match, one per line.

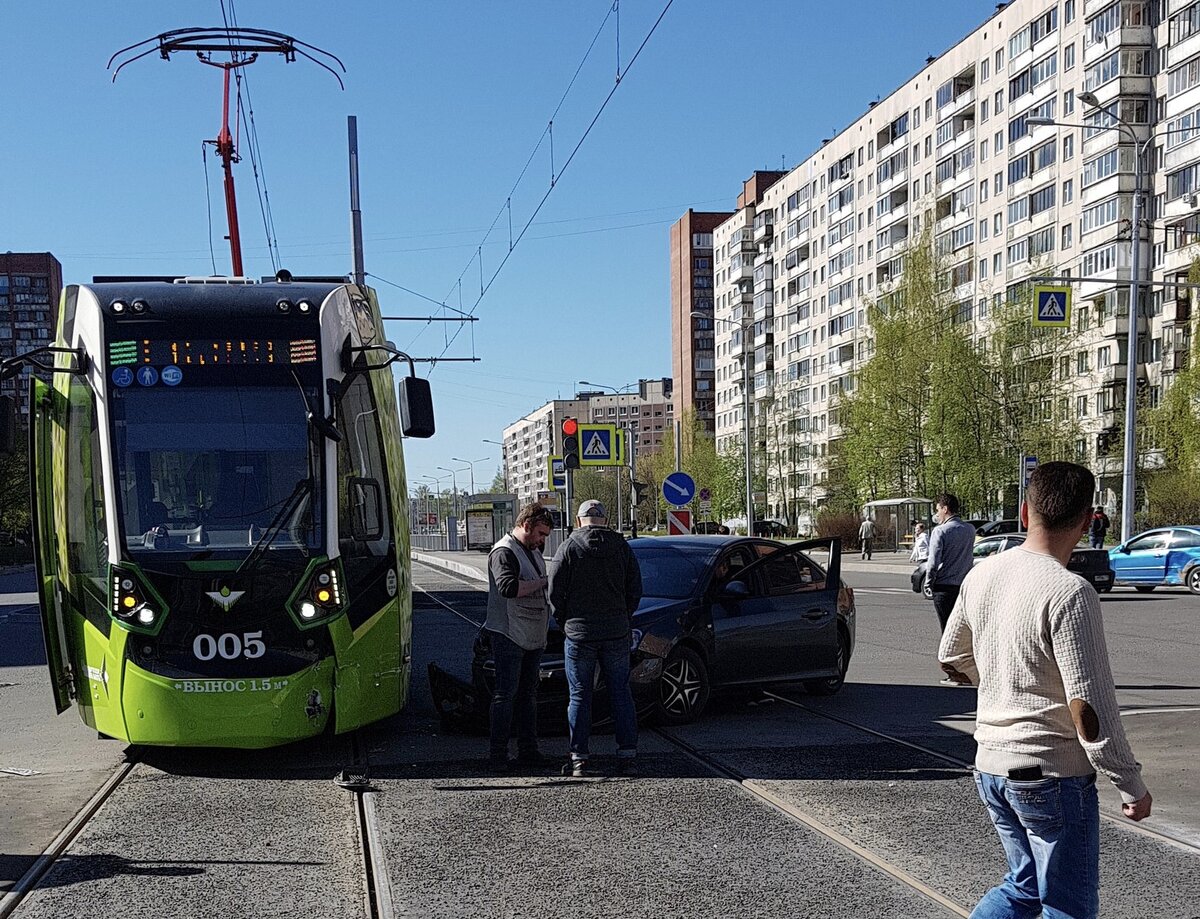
left=2, top=1, right=1001, bottom=493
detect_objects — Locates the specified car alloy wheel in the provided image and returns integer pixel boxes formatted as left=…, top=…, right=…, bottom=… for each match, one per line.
left=656, top=646, right=709, bottom=725
left=804, top=629, right=848, bottom=696
left=1188, top=567, right=1200, bottom=596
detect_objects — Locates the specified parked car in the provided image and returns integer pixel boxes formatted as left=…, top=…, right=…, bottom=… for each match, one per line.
left=963, top=519, right=991, bottom=533
left=429, top=536, right=856, bottom=730
left=973, top=534, right=1114, bottom=592
left=976, top=519, right=1020, bottom=539
left=1107, top=526, right=1200, bottom=594
left=751, top=519, right=789, bottom=537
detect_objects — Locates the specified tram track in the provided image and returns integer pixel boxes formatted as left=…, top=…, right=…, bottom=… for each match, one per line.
left=413, top=575, right=976, bottom=916
left=0, top=755, right=139, bottom=919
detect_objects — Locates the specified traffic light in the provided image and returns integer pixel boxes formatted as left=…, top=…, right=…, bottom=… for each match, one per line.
left=631, top=481, right=649, bottom=506
left=562, top=417, right=580, bottom=469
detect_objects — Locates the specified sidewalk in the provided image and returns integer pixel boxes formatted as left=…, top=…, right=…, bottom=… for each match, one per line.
left=411, top=548, right=915, bottom=582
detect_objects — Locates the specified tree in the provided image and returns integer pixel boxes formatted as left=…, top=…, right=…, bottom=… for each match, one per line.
left=489, top=466, right=506, bottom=494
left=1144, top=258, right=1200, bottom=527
left=0, top=431, right=30, bottom=534
left=838, top=230, right=1081, bottom=517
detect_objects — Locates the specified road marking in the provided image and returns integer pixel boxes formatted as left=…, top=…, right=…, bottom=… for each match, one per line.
left=1119, top=706, right=1200, bottom=717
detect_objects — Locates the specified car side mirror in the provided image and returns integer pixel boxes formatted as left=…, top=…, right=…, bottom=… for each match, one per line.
left=349, top=477, right=384, bottom=541
left=721, top=580, right=750, bottom=598
left=1119, top=545, right=1131, bottom=554
left=0, top=395, right=16, bottom=455
left=398, top=375, right=435, bottom=438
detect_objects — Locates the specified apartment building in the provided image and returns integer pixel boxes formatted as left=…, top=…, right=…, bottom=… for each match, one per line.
left=501, top=379, right=675, bottom=506
left=0, top=252, right=61, bottom=422
left=710, top=0, right=1194, bottom=524
left=670, top=210, right=731, bottom=434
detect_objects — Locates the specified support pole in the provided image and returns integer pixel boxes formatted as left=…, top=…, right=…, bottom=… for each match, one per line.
left=348, top=115, right=366, bottom=286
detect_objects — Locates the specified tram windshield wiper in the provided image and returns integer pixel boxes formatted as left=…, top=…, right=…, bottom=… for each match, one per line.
left=236, top=477, right=313, bottom=575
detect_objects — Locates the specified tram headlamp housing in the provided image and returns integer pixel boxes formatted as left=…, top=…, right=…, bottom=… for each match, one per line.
left=297, top=299, right=313, bottom=314
left=285, top=558, right=346, bottom=630
left=109, top=565, right=169, bottom=636
left=111, top=300, right=128, bottom=314
left=131, top=299, right=150, bottom=314
left=276, top=298, right=293, bottom=313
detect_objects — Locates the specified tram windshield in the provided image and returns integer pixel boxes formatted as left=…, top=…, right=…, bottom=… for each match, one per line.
left=111, top=381, right=323, bottom=564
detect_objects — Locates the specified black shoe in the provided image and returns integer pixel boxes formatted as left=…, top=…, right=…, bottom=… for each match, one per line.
left=487, top=756, right=511, bottom=774
left=617, top=758, right=638, bottom=777
left=561, top=758, right=587, bottom=778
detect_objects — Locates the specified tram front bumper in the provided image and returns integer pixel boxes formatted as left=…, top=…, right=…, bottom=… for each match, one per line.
left=119, top=659, right=335, bottom=748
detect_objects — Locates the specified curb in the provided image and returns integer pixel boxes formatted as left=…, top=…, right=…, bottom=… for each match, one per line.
left=411, top=550, right=487, bottom=584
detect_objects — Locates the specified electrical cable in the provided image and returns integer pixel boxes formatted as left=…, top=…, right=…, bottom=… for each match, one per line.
left=429, top=0, right=676, bottom=368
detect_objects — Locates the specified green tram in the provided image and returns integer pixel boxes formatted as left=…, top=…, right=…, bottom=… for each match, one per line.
left=0, top=277, right=434, bottom=747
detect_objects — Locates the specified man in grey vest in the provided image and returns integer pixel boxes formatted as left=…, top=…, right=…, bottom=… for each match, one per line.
left=484, top=502, right=555, bottom=773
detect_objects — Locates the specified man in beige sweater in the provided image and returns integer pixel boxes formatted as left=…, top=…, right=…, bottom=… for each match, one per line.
left=939, top=461, right=1151, bottom=919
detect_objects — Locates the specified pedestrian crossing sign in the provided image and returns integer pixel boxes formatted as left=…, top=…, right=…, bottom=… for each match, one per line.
left=578, top=423, right=619, bottom=466
left=1033, top=285, right=1071, bottom=327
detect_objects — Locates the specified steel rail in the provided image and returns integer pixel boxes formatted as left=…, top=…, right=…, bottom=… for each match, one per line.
left=0, top=757, right=138, bottom=918
left=764, top=691, right=1200, bottom=856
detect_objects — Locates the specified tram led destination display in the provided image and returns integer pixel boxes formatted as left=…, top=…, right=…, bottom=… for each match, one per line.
left=108, top=338, right=318, bottom=367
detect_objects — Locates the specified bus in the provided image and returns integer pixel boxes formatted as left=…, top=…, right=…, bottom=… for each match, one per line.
left=0, top=276, right=434, bottom=747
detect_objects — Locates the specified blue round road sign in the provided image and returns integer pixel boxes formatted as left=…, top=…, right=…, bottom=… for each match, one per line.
left=662, top=471, right=696, bottom=507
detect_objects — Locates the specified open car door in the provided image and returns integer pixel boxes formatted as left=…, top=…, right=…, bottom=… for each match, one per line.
left=30, top=378, right=74, bottom=713
left=711, top=537, right=841, bottom=684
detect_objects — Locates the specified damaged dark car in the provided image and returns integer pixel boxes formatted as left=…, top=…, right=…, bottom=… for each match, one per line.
left=429, top=536, right=855, bottom=731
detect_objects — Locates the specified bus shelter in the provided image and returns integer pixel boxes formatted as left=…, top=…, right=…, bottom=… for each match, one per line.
left=863, top=497, right=934, bottom=553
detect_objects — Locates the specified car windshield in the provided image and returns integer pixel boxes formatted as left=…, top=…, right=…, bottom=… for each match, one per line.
left=110, top=383, right=322, bottom=564
left=631, top=542, right=717, bottom=599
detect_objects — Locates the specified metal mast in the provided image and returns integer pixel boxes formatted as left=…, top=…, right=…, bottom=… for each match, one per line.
left=109, top=27, right=345, bottom=276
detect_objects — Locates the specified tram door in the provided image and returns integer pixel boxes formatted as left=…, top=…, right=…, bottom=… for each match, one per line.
left=30, top=378, right=73, bottom=713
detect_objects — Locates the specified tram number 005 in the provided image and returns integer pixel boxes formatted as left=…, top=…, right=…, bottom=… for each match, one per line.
left=192, top=631, right=266, bottom=661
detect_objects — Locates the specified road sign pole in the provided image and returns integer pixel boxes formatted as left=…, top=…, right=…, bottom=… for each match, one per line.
left=1017, top=453, right=1024, bottom=534
left=627, top=425, right=638, bottom=539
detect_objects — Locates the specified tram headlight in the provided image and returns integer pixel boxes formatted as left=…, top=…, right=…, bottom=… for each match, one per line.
left=297, top=299, right=313, bottom=314
left=286, top=559, right=346, bottom=630
left=131, top=299, right=149, bottom=314
left=111, top=300, right=128, bottom=314
left=109, top=565, right=168, bottom=635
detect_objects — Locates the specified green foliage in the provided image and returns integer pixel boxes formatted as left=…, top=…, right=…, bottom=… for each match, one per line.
left=838, top=231, right=1080, bottom=516
left=0, top=432, right=30, bottom=534
left=1143, top=255, right=1200, bottom=525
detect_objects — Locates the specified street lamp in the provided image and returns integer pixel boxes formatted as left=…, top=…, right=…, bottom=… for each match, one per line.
left=436, top=465, right=465, bottom=520
left=694, top=311, right=755, bottom=535
left=482, top=439, right=508, bottom=493
left=578, top=380, right=638, bottom=532
left=451, top=456, right=488, bottom=497
left=1028, top=94, right=1155, bottom=544
left=422, top=473, right=450, bottom=526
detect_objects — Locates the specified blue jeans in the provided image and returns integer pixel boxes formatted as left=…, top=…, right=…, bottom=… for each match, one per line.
left=564, top=635, right=637, bottom=761
left=488, top=631, right=542, bottom=759
left=971, top=771, right=1100, bottom=919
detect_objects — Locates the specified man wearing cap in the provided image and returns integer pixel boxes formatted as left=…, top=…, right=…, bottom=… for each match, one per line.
left=548, top=499, right=643, bottom=777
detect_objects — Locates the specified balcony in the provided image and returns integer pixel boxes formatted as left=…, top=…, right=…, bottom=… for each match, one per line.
left=1096, top=363, right=1128, bottom=386
left=1165, top=297, right=1193, bottom=324
left=753, top=219, right=775, bottom=243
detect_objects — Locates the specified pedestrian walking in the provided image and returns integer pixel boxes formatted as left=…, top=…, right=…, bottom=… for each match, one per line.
left=547, top=499, right=643, bottom=778
left=1088, top=505, right=1110, bottom=550
left=483, top=502, right=555, bottom=773
left=939, top=462, right=1151, bottom=919
left=909, top=522, right=930, bottom=564
left=926, top=493, right=974, bottom=644
left=858, top=516, right=878, bottom=560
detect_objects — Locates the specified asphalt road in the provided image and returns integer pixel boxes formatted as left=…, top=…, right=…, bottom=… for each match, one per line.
left=2, top=557, right=1197, bottom=918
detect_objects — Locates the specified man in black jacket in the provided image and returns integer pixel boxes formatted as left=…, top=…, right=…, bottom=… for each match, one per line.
left=548, top=499, right=643, bottom=777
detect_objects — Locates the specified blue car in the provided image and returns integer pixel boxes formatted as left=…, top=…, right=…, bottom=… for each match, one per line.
left=1107, top=526, right=1200, bottom=594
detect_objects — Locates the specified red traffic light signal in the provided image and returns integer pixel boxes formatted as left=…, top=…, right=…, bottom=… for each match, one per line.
left=563, top=417, right=581, bottom=469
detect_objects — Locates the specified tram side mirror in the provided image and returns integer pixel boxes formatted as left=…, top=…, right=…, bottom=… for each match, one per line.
left=399, top=376, right=435, bottom=438
left=0, top=396, right=16, bottom=455
left=349, top=477, right=384, bottom=541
